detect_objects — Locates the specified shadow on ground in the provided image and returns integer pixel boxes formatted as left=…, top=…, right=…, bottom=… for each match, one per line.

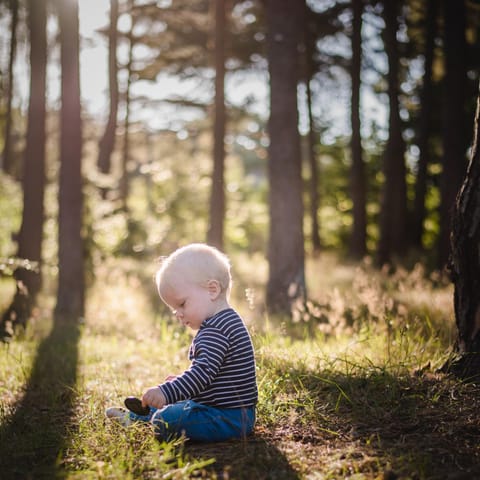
left=261, top=355, right=480, bottom=479
left=184, top=435, right=301, bottom=479
left=326, top=372, right=480, bottom=479
left=0, top=320, right=80, bottom=479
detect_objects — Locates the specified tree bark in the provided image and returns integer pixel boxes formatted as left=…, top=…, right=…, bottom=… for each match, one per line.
left=207, top=0, right=226, bottom=250
left=306, top=75, right=321, bottom=255
left=377, top=1, right=407, bottom=265
left=97, top=0, right=119, bottom=176
left=120, top=0, right=135, bottom=213
left=16, top=0, right=47, bottom=300
left=349, top=0, right=366, bottom=259
left=1, top=0, right=47, bottom=339
left=2, top=0, right=19, bottom=176
left=438, top=0, right=468, bottom=269
left=411, top=0, right=438, bottom=250
left=265, top=0, right=305, bottom=316
left=303, top=0, right=321, bottom=255
left=446, top=81, right=480, bottom=380
left=55, top=0, right=85, bottom=322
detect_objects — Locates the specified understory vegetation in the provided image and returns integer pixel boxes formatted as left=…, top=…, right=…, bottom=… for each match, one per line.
left=1, top=254, right=479, bottom=479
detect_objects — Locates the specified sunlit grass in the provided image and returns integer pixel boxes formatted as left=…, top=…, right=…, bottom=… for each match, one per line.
left=61, top=260, right=214, bottom=478
left=1, top=253, right=474, bottom=479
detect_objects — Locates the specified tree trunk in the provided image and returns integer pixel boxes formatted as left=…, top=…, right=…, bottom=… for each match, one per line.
left=438, top=0, right=468, bottom=269
left=120, top=0, right=135, bottom=213
left=55, top=0, right=84, bottom=322
left=303, top=0, right=321, bottom=255
left=265, top=0, right=305, bottom=316
left=2, top=0, right=19, bottom=176
left=446, top=81, right=480, bottom=380
left=1, top=0, right=47, bottom=340
left=349, top=0, right=366, bottom=259
left=411, top=0, right=437, bottom=250
left=377, top=1, right=407, bottom=265
left=207, top=0, right=226, bottom=250
left=97, top=0, right=119, bottom=176
left=16, top=0, right=47, bottom=300
left=306, top=75, right=321, bottom=255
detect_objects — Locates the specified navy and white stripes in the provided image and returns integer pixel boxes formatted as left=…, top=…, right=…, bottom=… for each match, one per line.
left=159, top=308, right=258, bottom=408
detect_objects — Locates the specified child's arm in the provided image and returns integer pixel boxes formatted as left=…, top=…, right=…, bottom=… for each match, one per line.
left=159, top=329, right=229, bottom=404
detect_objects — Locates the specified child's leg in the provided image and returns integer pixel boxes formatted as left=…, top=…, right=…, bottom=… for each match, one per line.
left=128, top=406, right=157, bottom=423
left=151, top=400, right=255, bottom=442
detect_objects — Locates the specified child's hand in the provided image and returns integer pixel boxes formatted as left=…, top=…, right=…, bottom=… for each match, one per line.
left=142, top=386, right=166, bottom=409
left=165, top=374, right=178, bottom=382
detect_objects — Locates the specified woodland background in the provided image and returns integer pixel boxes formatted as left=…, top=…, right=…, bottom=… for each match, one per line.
left=0, top=0, right=479, bottom=323
left=1, top=1, right=480, bottom=477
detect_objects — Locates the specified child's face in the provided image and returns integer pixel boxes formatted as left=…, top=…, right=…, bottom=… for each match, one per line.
left=160, top=275, right=217, bottom=330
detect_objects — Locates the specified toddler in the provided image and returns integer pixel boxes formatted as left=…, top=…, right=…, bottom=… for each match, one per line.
left=106, top=243, right=258, bottom=442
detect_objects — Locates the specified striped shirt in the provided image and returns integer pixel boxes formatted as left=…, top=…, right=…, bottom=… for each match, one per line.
left=159, top=308, right=258, bottom=408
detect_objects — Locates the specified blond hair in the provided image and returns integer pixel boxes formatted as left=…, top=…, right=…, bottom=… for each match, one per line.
left=156, top=243, right=232, bottom=298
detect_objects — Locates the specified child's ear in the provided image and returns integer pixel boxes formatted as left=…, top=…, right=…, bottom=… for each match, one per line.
left=207, top=280, right=221, bottom=300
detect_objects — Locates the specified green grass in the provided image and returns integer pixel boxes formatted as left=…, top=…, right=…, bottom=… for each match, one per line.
left=1, top=255, right=479, bottom=479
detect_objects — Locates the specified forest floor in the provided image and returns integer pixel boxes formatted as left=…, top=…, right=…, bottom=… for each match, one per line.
left=0, top=256, right=479, bottom=479
left=189, top=374, right=480, bottom=479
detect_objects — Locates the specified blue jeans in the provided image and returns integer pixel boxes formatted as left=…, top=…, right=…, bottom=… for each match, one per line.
left=129, top=400, right=255, bottom=442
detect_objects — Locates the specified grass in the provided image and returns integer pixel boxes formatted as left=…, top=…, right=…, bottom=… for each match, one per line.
left=1, top=254, right=480, bottom=479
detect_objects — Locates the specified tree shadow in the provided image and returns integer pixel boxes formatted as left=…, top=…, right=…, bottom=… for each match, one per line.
left=0, top=320, right=80, bottom=479
left=183, top=435, right=301, bottom=479
left=284, top=366, right=480, bottom=478
left=356, top=377, right=479, bottom=477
